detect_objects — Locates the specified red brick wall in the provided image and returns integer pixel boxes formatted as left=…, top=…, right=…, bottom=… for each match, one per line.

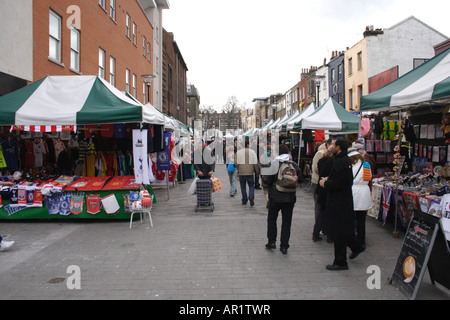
left=369, top=66, right=398, bottom=93
left=33, top=0, right=153, bottom=104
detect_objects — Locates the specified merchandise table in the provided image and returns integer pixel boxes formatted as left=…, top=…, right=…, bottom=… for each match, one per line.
left=0, top=176, right=156, bottom=220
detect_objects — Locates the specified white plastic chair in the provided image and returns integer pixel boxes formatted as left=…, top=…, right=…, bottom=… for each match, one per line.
left=129, top=194, right=154, bottom=229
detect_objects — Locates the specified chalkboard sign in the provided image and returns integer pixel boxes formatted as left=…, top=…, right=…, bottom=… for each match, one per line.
left=389, top=211, right=439, bottom=300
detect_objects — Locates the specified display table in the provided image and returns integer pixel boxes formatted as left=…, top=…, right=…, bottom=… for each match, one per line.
left=0, top=176, right=156, bottom=220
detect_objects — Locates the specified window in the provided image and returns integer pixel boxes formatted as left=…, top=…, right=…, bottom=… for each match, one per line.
left=143, top=37, right=146, bottom=56
left=331, top=69, right=336, bottom=83
left=49, top=10, right=61, bottom=62
left=98, top=48, right=105, bottom=79
left=143, top=83, right=147, bottom=104
left=358, top=52, right=363, bottom=70
left=126, top=14, right=130, bottom=38
left=133, top=74, right=137, bottom=97
left=133, top=23, right=137, bottom=45
left=349, top=89, right=353, bottom=110
left=358, top=85, right=363, bottom=107
left=126, top=69, right=130, bottom=93
left=348, top=58, right=353, bottom=75
left=147, top=43, right=151, bottom=61
left=338, top=64, right=343, bottom=81
left=99, top=0, right=105, bottom=10
left=109, top=56, right=115, bottom=86
left=110, top=0, right=116, bottom=21
left=70, top=27, right=80, bottom=71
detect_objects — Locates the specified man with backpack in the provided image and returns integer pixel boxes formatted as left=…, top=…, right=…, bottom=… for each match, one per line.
left=264, top=144, right=302, bottom=254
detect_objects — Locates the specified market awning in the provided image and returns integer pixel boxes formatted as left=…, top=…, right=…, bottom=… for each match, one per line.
left=0, top=75, right=147, bottom=126
left=275, top=110, right=300, bottom=130
left=301, top=98, right=360, bottom=132
left=361, top=48, right=450, bottom=112
left=285, top=103, right=317, bottom=131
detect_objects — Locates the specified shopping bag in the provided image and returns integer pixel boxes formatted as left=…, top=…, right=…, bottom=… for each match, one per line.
left=188, top=177, right=199, bottom=195
left=211, top=177, right=222, bottom=193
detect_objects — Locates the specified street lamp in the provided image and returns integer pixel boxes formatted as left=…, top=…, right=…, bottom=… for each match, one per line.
left=141, top=74, right=156, bottom=104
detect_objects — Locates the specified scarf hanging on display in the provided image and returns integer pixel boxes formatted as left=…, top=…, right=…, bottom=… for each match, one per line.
left=368, top=183, right=383, bottom=219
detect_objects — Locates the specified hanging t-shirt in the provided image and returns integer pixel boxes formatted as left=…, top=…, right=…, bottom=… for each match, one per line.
left=33, top=140, right=47, bottom=168
left=1, top=139, right=19, bottom=171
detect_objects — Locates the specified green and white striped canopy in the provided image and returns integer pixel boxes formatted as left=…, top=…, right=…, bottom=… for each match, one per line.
left=284, top=103, right=317, bottom=131
left=361, top=48, right=450, bottom=112
left=0, top=75, right=157, bottom=126
left=301, top=98, right=360, bottom=133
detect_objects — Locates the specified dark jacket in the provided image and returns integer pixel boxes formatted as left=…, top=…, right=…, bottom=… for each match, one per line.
left=315, top=155, right=334, bottom=211
left=265, top=158, right=302, bottom=204
left=194, top=147, right=216, bottom=179
left=323, top=151, right=354, bottom=236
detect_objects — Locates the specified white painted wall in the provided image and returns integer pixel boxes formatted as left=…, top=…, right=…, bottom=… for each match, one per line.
left=367, top=16, right=448, bottom=78
left=0, top=0, right=33, bottom=81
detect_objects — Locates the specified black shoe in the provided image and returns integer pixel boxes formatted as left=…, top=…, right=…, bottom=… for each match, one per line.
left=312, top=235, right=323, bottom=242
left=349, top=248, right=365, bottom=260
left=280, top=247, right=288, bottom=254
left=230, top=194, right=234, bottom=197
left=249, top=198, right=254, bottom=206
left=326, top=264, right=348, bottom=271
left=242, top=201, right=247, bottom=205
left=265, top=243, right=276, bottom=250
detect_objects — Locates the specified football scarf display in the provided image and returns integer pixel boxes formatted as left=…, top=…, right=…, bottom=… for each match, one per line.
left=132, top=129, right=150, bottom=185
left=86, top=195, right=101, bottom=215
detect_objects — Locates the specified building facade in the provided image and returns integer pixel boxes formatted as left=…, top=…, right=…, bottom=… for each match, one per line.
left=345, top=17, right=448, bottom=111
left=162, top=29, right=188, bottom=124
left=0, top=0, right=33, bottom=96
left=328, top=51, right=345, bottom=108
left=186, top=84, right=201, bottom=125
left=32, top=0, right=154, bottom=104
left=138, top=0, right=170, bottom=111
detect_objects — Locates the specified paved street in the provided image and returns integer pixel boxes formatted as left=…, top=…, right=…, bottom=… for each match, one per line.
left=0, top=165, right=449, bottom=301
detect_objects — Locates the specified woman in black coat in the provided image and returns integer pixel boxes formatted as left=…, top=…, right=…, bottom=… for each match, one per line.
left=320, top=139, right=364, bottom=270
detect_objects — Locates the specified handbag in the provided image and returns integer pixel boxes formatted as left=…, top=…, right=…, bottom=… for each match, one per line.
left=211, top=177, right=223, bottom=193
left=227, top=163, right=235, bottom=172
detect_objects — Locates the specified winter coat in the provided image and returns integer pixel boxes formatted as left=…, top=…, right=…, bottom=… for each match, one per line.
left=323, top=152, right=354, bottom=236
left=315, top=154, right=334, bottom=211
left=311, top=143, right=327, bottom=184
left=352, top=159, right=372, bottom=211
left=265, top=154, right=302, bottom=204
left=236, top=147, right=260, bottom=176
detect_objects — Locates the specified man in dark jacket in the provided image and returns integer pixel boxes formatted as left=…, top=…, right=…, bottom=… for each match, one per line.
left=264, top=144, right=302, bottom=254
left=194, top=144, right=215, bottom=179
left=320, top=138, right=364, bottom=270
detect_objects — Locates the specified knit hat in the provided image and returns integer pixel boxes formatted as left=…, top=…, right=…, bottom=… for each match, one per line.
left=347, top=148, right=359, bottom=157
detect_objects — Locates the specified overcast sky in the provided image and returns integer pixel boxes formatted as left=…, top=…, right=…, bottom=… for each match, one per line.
left=163, top=0, right=450, bottom=111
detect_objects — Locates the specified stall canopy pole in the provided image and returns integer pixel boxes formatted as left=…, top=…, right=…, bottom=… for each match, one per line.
left=298, top=130, right=303, bottom=168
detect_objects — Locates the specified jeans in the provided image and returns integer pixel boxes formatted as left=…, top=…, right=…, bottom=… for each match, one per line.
left=239, top=175, right=255, bottom=203
left=227, top=170, right=237, bottom=195
left=267, top=202, right=295, bottom=249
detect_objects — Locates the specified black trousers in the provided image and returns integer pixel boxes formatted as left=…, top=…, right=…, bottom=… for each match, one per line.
left=267, top=202, right=295, bottom=249
left=333, top=234, right=363, bottom=267
left=355, top=210, right=367, bottom=248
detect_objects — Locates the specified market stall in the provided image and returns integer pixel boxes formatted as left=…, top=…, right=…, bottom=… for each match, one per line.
left=0, top=75, right=172, bottom=220
left=360, top=48, right=450, bottom=236
left=360, top=48, right=450, bottom=297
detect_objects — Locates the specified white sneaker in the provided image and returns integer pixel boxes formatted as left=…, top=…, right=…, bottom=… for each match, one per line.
left=0, top=240, right=15, bottom=251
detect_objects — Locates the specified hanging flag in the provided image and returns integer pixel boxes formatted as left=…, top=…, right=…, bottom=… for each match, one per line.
left=157, top=132, right=172, bottom=171
left=70, top=194, right=84, bottom=215
left=381, top=186, right=393, bottom=225
left=86, top=195, right=101, bottom=214
left=132, top=129, right=150, bottom=185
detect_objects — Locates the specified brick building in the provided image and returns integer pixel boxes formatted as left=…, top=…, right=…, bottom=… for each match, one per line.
left=162, top=29, right=188, bottom=124
left=32, top=0, right=154, bottom=104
